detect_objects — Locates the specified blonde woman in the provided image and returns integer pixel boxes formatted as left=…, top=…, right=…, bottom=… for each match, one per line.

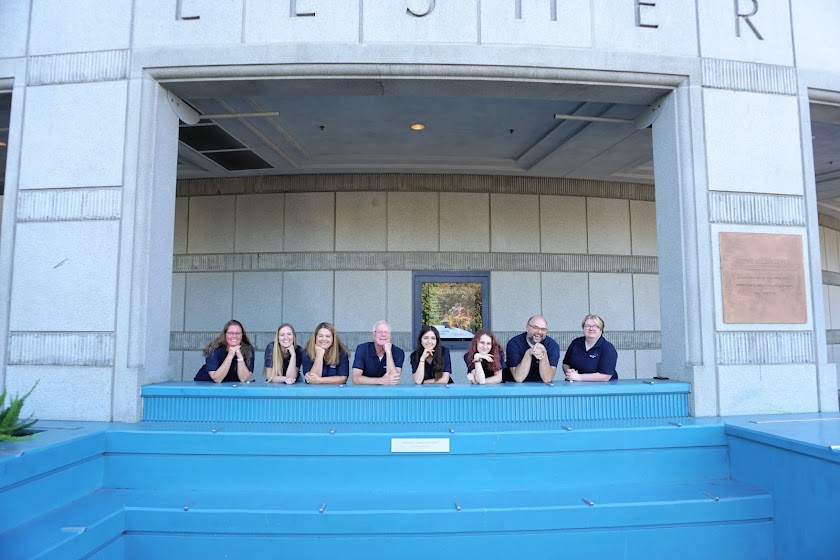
left=562, top=314, right=618, bottom=382
left=302, top=322, right=350, bottom=385
left=264, top=323, right=302, bottom=384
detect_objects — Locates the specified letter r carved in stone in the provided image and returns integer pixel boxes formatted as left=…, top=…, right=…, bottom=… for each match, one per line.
left=735, top=0, right=764, bottom=40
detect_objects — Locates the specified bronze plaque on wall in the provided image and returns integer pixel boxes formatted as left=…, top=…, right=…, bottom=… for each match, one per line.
left=720, top=232, right=807, bottom=324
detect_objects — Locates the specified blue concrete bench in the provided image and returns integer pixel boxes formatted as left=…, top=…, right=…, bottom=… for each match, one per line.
left=141, top=379, right=691, bottom=423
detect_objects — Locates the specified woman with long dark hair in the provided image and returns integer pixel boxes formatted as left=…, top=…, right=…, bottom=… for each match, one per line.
left=302, top=322, right=350, bottom=384
left=411, top=326, right=452, bottom=384
left=464, top=329, right=505, bottom=385
left=265, top=323, right=302, bottom=384
left=193, top=319, right=255, bottom=383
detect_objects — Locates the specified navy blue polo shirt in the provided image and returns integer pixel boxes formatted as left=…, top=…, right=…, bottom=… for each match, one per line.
left=463, top=351, right=507, bottom=374
left=410, top=346, right=452, bottom=382
left=301, top=350, right=350, bottom=380
left=194, top=345, right=255, bottom=382
left=563, top=336, right=618, bottom=380
left=504, top=332, right=560, bottom=382
left=263, top=342, right=303, bottom=381
left=352, top=341, right=405, bottom=378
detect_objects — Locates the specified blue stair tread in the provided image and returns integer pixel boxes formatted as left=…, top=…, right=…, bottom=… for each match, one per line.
left=1, top=478, right=771, bottom=558
left=109, top=421, right=727, bottom=456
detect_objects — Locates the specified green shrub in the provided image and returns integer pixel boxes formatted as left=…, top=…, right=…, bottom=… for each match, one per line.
left=0, top=382, right=39, bottom=443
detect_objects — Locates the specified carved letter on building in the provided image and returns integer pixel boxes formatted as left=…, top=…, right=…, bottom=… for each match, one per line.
left=635, top=0, right=658, bottom=29
left=407, top=0, right=436, bottom=17
left=176, top=0, right=200, bottom=20
left=515, top=0, right=558, bottom=22
left=734, top=0, right=763, bottom=40
left=291, top=0, right=315, bottom=17
left=720, top=232, right=807, bottom=324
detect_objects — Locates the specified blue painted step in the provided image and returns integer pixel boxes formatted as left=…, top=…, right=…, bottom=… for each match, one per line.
left=2, top=481, right=772, bottom=560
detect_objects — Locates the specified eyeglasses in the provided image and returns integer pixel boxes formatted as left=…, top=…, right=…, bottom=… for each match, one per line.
left=583, top=324, right=601, bottom=330
left=374, top=330, right=391, bottom=335
left=528, top=324, right=548, bottom=333
left=226, top=331, right=243, bottom=337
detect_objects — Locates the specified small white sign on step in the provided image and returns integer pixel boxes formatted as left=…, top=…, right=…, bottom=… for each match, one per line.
left=391, top=438, right=450, bottom=453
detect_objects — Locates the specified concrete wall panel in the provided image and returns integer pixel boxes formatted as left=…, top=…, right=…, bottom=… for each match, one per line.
left=0, top=0, right=30, bottom=58
left=541, top=272, right=589, bottom=331
left=616, top=349, right=636, bottom=379
left=133, top=0, right=244, bottom=48
left=630, top=200, right=657, bottom=256
left=480, top=0, right=591, bottom=48
left=589, top=273, right=634, bottom=331
left=235, top=194, right=284, bottom=253
left=718, top=364, right=818, bottom=415
left=587, top=198, right=631, bottom=255
left=335, top=271, right=387, bottom=332
left=541, top=195, right=587, bottom=254
left=233, top=271, right=283, bottom=332
left=792, top=0, right=840, bottom=73
left=173, top=197, right=188, bottom=254
left=245, top=0, right=360, bottom=44
left=593, top=0, right=697, bottom=56
left=387, top=271, right=412, bottom=332
left=184, top=273, right=233, bottom=331
left=635, top=349, right=661, bottom=379
left=29, top=0, right=131, bottom=55
left=187, top=195, right=236, bottom=254
left=704, top=90, right=803, bottom=195
left=170, top=273, right=186, bottom=331
left=491, top=194, right=540, bottom=253
left=491, top=272, right=541, bottom=331
left=20, top=82, right=127, bottom=190
left=698, top=0, right=794, bottom=66
left=10, top=221, right=118, bottom=331
left=336, top=192, right=387, bottom=251
left=633, top=274, right=660, bottom=331
left=365, top=0, right=478, bottom=44
left=388, top=192, right=438, bottom=251
left=8, top=366, right=112, bottom=421
left=283, top=271, right=333, bottom=330
left=285, top=192, right=335, bottom=251
left=440, top=192, right=489, bottom=252
left=825, top=228, right=840, bottom=273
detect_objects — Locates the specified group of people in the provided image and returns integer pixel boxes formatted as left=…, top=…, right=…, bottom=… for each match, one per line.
left=194, top=315, right=618, bottom=385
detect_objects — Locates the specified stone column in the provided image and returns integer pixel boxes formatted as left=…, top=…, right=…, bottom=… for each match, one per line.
left=0, top=3, right=179, bottom=421
left=654, top=1, right=839, bottom=415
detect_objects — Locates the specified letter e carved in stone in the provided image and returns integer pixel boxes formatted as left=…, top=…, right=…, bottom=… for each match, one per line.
left=635, top=0, right=658, bottom=29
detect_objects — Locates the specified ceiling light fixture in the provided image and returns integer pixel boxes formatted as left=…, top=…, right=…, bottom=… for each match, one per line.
left=410, top=123, right=425, bottom=130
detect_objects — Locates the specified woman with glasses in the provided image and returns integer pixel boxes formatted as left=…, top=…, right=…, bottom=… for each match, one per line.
left=464, top=329, right=506, bottom=385
left=302, top=322, right=350, bottom=384
left=193, top=319, right=255, bottom=383
left=411, top=326, right=452, bottom=384
left=562, top=314, right=618, bottom=382
left=265, top=323, right=302, bottom=384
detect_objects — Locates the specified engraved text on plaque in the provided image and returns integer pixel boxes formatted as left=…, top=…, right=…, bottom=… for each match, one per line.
left=720, top=232, right=807, bottom=324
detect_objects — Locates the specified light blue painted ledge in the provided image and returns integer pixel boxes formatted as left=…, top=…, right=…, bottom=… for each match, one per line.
left=141, top=380, right=690, bottom=423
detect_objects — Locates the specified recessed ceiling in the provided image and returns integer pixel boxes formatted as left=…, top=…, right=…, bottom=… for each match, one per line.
left=171, top=78, right=660, bottom=185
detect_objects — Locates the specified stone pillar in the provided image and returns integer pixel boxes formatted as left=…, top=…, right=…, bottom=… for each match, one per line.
left=0, top=3, right=179, bottom=421
left=654, top=1, right=839, bottom=415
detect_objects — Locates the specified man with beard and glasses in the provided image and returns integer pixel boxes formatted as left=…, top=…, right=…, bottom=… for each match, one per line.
left=504, top=315, right=559, bottom=384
